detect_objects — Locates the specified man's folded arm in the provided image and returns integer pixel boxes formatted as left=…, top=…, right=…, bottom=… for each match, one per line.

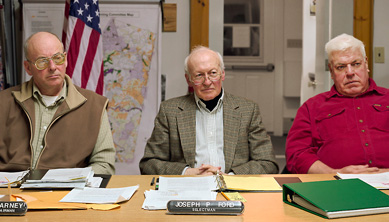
left=286, top=103, right=320, bottom=174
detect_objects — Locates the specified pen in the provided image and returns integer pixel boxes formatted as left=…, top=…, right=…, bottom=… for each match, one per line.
left=155, top=178, right=159, bottom=190
left=70, top=176, right=86, bottom=180
left=150, top=177, right=155, bottom=186
left=221, top=192, right=230, bottom=201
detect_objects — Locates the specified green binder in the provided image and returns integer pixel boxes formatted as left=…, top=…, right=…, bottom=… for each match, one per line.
left=283, top=178, right=389, bottom=219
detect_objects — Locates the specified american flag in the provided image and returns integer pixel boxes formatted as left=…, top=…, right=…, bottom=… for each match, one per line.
left=62, top=0, right=104, bottom=95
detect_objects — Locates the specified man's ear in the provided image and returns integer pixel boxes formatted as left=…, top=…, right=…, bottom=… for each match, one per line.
left=23, top=60, right=33, bottom=76
left=221, top=70, right=225, bottom=81
left=365, top=57, right=369, bottom=72
left=185, top=74, right=193, bottom=86
left=328, top=64, right=335, bottom=80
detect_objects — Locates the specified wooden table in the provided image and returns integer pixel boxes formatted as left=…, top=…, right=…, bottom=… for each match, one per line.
left=1, top=174, right=389, bottom=221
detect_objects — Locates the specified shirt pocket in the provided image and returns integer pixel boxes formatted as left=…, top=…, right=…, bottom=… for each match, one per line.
left=315, top=107, right=348, bottom=141
left=371, top=104, right=389, bottom=131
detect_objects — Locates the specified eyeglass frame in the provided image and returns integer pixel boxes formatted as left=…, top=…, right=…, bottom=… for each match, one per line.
left=26, top=52, right=67, bottom=70
left=188, top=71, right=223, bottom=86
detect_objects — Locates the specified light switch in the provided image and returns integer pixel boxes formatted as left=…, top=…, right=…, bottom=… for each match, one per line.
left=375, top=47, right=385, bottom=63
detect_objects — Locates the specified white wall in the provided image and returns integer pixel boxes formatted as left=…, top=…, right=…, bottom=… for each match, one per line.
left=373, top=0, right=389, bottom=88
left=161, top=0, right=190, bottom=100
left=162, top=0, right=224, bottom=101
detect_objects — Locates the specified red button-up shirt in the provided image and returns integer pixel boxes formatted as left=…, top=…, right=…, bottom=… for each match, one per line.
left=286, top=79, right=389, bottom=173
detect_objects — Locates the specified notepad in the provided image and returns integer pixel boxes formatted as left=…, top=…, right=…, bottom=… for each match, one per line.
left=221, top=176, right=282, bottom=192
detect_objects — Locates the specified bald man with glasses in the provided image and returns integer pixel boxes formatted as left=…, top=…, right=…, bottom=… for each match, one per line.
left=0, top=32, right=115, bottom=174
left=139, top=46, right=278, bottom=175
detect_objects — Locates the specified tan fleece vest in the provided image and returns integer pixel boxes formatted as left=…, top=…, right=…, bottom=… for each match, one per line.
left=0, top=84, right=108, bottom=171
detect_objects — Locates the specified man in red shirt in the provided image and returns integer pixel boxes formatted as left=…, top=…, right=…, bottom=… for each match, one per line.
left=286, top=33, right=389, bottom=174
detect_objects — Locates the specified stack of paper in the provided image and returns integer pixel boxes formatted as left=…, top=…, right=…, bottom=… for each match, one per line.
left=0, top=170, right=29, bottom=187
left=142, top=176, right=218, bottom=210
left=21, top=167, right=94, bottom=189
left=60, top=185, right=139, bottom=204
left=336, top=172, right=389, bottom=189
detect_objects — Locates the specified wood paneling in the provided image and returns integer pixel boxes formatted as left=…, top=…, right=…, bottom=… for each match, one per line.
left=163, top=3, right=177, bottom=32
left=354, top=0, right=374, bottom=77
left=190, top=0, right=209, bottom=50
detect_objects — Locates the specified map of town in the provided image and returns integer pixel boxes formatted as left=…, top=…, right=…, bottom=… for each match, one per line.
left=102, top=18, right=155, bottom=163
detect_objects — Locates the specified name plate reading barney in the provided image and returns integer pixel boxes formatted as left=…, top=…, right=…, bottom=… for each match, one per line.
left=167, top=200, right=244, bottom=215
left=0, top=201, right=27, bottom=216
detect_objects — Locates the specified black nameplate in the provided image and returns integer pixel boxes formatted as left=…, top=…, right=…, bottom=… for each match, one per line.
left=0, top=201, right=27, bottom=216
left=167, top=200, right=244, bottom=215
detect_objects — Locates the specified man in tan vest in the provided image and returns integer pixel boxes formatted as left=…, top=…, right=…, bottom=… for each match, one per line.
left=0, top=32, right=115, bottom=175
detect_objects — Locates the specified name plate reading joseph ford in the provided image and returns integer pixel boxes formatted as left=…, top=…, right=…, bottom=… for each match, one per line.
left=167, top=200, right=244, bottom=215
left=0, top=201, right=27, bottom=216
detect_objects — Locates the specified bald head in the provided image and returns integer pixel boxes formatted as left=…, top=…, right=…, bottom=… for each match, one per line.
left=24, top=32, right=64, bottom=61
left=184, top=46, right=224, bottom=75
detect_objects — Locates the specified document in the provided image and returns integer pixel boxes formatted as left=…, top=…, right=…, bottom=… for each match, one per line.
left=21, top=167, right=94, bottom=189
left=60, top=185, right=139, bottom=204
left=143, top=176, right=218, bottom=210
left=0, top=171, right=29, bottom=187
left=142, top=190, right=217, bottom=210
left=336, top=172, right=389, bottom=189
left=158, top=176, right=218, bottom=191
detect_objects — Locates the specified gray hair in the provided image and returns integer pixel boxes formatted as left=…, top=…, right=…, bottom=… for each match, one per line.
left=24, top=31, right=64, bottom=60
left=184, top=46, right=225, bottom=75
left=325, top=33, right=366, bottom=62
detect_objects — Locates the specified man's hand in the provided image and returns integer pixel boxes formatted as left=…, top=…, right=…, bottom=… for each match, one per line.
left=337, top=164, right=379, bottom=174
left=184, top=164, right=222, bottom=175
left=308, top=161, right=380, bottom=174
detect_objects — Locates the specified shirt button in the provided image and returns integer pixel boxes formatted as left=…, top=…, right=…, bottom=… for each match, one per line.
left=359, top=120, right=363, bottom=123
left=365, top=143, right=369, bottom=146
left=40, top=145, right=43, bottom=149
left=361, top=130, right=365, bottom=133
left=328, top=114, right=331, bottom=117
left=369, top=160, right=372, bottom=164
left=43, top=126, right=47, bottom=130
left=357, top=107, right=361, bottom=110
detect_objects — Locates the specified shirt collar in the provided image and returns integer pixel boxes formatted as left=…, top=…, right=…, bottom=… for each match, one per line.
left=327, top=78, right=385, bottom=99
left=33, top=81, right=67, bottom=106
left=194, top=89, right=224, bottom=113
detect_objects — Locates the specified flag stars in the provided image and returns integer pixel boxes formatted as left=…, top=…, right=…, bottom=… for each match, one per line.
left=74, top=0, right=79, bottom=4
left=93, top=0, right=98, bottom=5
left=85, top=3, right=90, bottom=10
left=87, top=14, right=93, bottom=22
left=95, top=9, right=99, bottom=17
left=77, top=8, right=84, bottom=16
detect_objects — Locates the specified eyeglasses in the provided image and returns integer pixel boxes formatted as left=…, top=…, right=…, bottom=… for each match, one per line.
left=27, top=52, right=66, bottom=70
left=190, top=71, right=222, bottom=85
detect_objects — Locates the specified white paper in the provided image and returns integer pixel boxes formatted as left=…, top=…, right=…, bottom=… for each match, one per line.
left=142, top=176, right=219, bottom=210
left=40, top=167, right=93, bottom=182
left=88, top=177, right=103, bottom=188
left=60, top=185, right=139, bottom=204
left=142, top=190, right=217, bottom=210
left=0, top=171, right=29, bottom=187
left=21, top=181, right=87, bottom=189
left=337, top=172, right=389, bottom=189
left=158, top=176, right=218, bottom=191
left=21, top=167, right=93, bottom=189
left=232, top=26, right=251, bottom=48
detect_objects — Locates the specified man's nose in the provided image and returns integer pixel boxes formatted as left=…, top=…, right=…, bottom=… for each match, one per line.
left=202, top=75, right=212, bottom=85
left=345, top=64, right=354, bottom=75
left=48, top=60, right=57, bottom=71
